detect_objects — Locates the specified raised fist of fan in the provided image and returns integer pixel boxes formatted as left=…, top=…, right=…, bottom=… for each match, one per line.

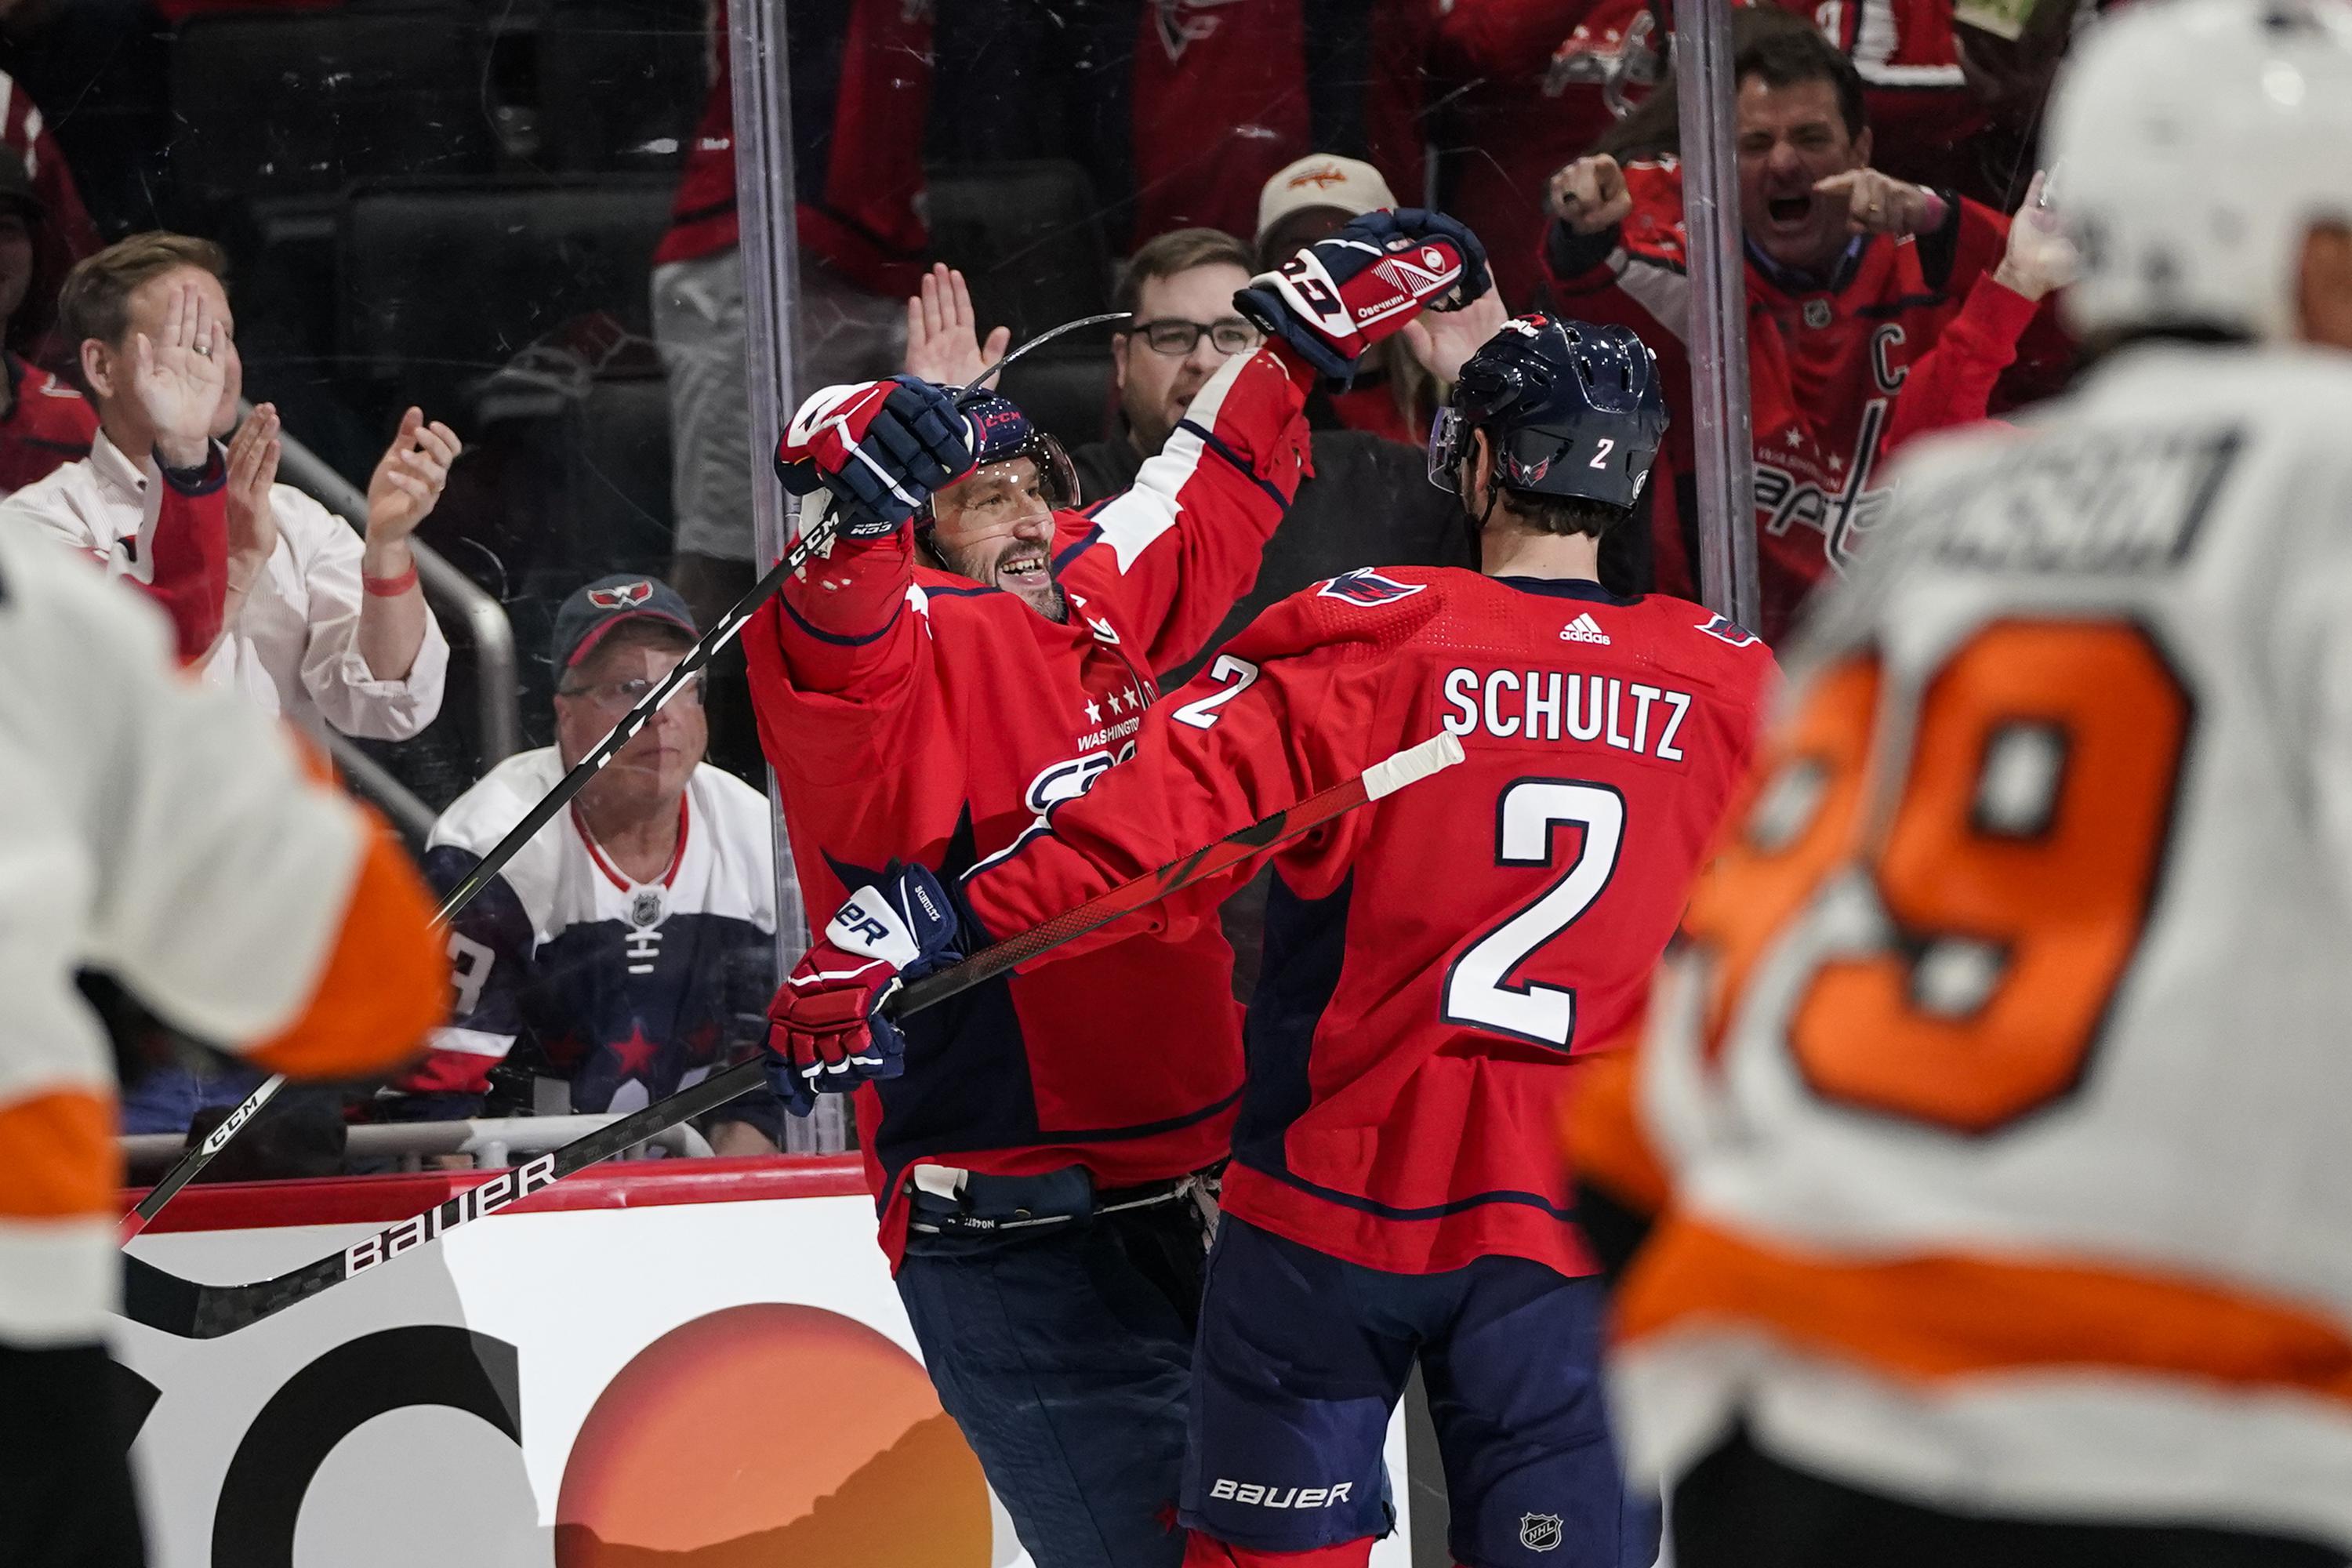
left=1236, top=208, right=1494, bottom=381
left=775, top=376, right=975, bottom=539
left=762, top=862, right=964, bottom=1116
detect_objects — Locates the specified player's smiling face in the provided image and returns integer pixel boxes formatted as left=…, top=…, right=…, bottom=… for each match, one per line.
left=1737, top=74, right=1871, bottom=276
left=929, top=455, right=1065, bottom=619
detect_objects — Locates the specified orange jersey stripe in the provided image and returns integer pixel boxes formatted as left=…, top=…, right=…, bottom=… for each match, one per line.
left=1618, top=1214, right=2352, bottom=1403
left=245, top=813, right=448, bottom=1080
left=0, top=1091, right=115, bottom=1218
left=1561, top=1047, right=1669, bottom=1216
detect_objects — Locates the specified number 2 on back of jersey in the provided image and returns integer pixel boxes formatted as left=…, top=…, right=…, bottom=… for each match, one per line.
left=1443, top=779, right=1626, bottom=1049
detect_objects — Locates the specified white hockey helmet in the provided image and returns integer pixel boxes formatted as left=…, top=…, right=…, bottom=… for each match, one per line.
left=2048, top=0, right=2352, bottom=343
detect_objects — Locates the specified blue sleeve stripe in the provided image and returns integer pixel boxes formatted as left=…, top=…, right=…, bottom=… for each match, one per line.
left=1053, top=524, right=1105, bottom=572
left=781, top=592, right=903, bottom=647
left=1181, top=419, right=1290, bottom=511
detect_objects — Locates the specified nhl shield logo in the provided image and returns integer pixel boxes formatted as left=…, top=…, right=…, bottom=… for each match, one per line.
left=629, top=887, right=666, bottom=929
left=1519, top=1512, right=1565, bottom=1552
left=1802, top=298, right=1833, bottom=330
left=588, top=579, right=655, bottom=611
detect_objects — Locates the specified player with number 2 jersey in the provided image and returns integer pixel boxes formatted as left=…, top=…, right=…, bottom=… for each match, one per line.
left=956, top=316, right=1775, bottom=1568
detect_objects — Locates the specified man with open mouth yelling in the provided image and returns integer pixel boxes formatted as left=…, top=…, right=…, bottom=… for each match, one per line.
left=1541, top=17, right=2076, bottom=645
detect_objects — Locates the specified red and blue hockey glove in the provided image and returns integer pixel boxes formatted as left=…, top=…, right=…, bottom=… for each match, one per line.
left=775, top=376, right=975, bottom=539
left=1236, top=209, right=1494, bottom=381
left=763, top=862, right=963, bottom=1116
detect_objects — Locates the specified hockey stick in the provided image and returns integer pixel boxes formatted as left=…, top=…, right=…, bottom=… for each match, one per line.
left=118, top=310, right=1135, bottom=1244
left=119, top=731, right=1465, bottom=1338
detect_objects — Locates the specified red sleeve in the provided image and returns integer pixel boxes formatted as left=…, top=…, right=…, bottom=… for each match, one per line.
left=1538, top=163, right=1704, bottom=466
left=1056, top=343, right=1315, bottom=679
left=1882, top=273, right=2038, bottom=456
left=961, top=590, right=1380, bottom=957
left=140, top=450, right=231, bottom=665
left=743, top=522, right=938, bottom=791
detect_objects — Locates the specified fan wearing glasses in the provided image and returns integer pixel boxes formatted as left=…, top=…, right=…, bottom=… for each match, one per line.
left=372, top=572, right=787, bottom=1154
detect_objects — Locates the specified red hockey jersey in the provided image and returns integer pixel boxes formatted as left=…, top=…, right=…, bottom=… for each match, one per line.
left=1542, top=156, right=2060, bottom=640
left=654, top=0, right=930, bottom=296
left=745, top=346, right=1312, bottom=1263
left=963, top=568, right=1776, bottom=1278
left=0, top=351, right=93, bottom=495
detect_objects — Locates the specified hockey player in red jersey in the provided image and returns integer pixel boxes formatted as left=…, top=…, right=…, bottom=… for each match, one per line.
left=773, top=314, right=1777, bottom=1567
left=748, top=209, right=1490, bottom=1568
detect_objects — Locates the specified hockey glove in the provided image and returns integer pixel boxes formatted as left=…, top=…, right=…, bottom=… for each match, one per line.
left=763, top=862, right=963, bottom=1116
left=1236, top=209, right=1494, bottom=381
left=775, top=376, right=975, bottom=539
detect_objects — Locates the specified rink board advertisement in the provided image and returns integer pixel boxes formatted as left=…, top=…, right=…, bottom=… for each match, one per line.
left=109, top=1160, right=1414, bottom=1567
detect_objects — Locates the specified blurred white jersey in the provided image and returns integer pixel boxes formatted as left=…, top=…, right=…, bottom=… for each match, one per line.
left=0, top=528, right=440, bottom=1348
left=1613, top=343, right=2352, bottom=1551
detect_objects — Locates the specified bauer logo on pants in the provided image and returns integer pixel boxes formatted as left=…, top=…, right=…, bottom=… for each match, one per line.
left=1209, top=1478, right=1354, bottom=1508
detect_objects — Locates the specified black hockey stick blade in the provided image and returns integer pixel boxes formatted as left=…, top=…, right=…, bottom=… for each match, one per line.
left=118, top=731, right=1464, bottom=1339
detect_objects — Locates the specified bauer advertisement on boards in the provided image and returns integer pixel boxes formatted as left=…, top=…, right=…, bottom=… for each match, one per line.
left=109, top=1168, right=1416, bottom=1566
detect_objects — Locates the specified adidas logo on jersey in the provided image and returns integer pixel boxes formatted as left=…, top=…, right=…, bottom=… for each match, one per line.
left=1559, top=613, right=1611, bottom=644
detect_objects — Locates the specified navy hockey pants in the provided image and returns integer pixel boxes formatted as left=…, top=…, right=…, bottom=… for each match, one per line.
left=1181, top=1214, right=1658, bottom=1568
left=896, top=1176, right=1209, bottom=1568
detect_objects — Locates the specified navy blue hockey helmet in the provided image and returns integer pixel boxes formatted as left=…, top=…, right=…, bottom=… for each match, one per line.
left=922, top=389, right=1079, bottom=528
left=1428, top=314, right=1668, bottom=514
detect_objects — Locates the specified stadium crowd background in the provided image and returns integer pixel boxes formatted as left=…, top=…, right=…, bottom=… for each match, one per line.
left=0, top=0, right=2088, bottom=1181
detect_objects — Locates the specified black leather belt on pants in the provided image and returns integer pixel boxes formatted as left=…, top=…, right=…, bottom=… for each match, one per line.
left=905, top=1164, right=1203, bottom=1237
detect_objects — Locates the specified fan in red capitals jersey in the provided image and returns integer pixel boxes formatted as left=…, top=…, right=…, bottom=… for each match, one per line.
left=1541, top=24, right=2078, bottom=642
left=776, top=314, right=1775, bottom=1568
left=749, top=209, right=1490, bottom=1568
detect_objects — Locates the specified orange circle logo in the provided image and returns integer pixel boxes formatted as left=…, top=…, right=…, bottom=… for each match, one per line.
left=556, top=1304, right=991, bottom=1566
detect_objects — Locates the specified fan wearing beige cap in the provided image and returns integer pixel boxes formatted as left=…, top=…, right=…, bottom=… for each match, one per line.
left=1254, top=153, right=1508, bottom=446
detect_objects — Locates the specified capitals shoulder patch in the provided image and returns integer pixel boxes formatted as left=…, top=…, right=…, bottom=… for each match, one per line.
left=1317, top=568, right=1426, bottom=607
left=1694, top=613, right=1761, bottom=648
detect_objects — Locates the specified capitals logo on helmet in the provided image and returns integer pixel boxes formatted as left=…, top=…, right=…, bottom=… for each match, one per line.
left=587, top=580, right=655, bottom=611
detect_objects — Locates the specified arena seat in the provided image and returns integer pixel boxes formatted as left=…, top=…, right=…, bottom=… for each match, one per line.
left=924, top=160, right=1114, bottom=347
left=169, top=6, right=494, bottom=212
left=335, top=175, right=675, bottom=426
left=997, top=349, right=1116, bottom=456
left=534, top=0, right=707, bottom=173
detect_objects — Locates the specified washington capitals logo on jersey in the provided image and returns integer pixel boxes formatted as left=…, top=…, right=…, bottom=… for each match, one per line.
left=588, top=579, right=654, bottom=611
left=1694, top=613, right=1760, bottom=648
left=1318, top=569, right=1425, bottom=607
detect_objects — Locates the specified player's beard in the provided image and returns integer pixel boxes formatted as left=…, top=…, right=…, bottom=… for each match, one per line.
left=940, top=535, right=1068, bottom=622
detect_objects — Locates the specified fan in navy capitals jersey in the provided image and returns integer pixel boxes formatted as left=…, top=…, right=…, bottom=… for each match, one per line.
left=376, top=575, right=785, bottom=1151
left=778, top=314, right=1775, bottom=1568
left=750, top=209, right=1490, bottom=1568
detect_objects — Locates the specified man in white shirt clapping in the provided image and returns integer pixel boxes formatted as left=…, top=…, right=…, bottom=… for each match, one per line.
left=2, top=230, right=456, bottom=741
